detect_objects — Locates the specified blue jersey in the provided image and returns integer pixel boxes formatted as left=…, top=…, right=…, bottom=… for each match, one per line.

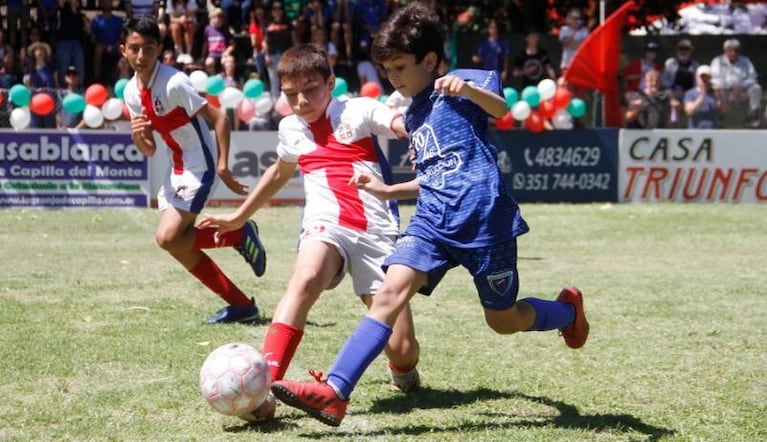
left=402, top=69, right=528, bottom=248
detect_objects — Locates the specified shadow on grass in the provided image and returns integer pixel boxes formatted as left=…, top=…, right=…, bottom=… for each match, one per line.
left=292, top=387, right=674, bottom=440
left=223, top=417, right=299, bottom=433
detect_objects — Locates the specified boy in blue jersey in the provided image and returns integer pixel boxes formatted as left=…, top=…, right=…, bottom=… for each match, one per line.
left=270, top=3, right=590, bottom=427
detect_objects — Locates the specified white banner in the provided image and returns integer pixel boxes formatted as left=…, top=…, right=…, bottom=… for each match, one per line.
left=619, top=129, right=767, bottom=203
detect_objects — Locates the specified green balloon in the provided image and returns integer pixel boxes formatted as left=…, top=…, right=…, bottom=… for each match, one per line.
left=114, top=78, right=128, bottom=100
left=332, top=77, right=348, bottom=97
left=242, top=78, right=265, bottom=98
left=378, top=93, right=390, bottom=103
left=62, top=93, right=86, bottom=114
left=567, top=97, right=587, bottom=118
left=503, top=87, right=518, bottom=108
left=521, top=86, right=540, bottom=108
left=206, top=75, right=225, bottom=95
left=10, top=84, right=31, bottom=107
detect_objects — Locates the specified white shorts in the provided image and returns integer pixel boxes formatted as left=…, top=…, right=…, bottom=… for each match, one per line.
left=299, top=223, right=397, bottom=296
left=157, top=168, right=217, bottom=214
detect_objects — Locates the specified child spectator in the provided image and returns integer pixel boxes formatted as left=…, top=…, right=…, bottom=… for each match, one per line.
left=471, top=18, right=510, bottom=83
left=512, top=31, right=557, bottom=89
left=202, top=8, right=236, bottom=70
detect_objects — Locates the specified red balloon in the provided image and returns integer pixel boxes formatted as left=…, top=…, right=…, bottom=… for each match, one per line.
left=494, top=111, right=515, bottom=131
left=30, top=92, right=55, bottom=116
left=525, top=111, right=545, bottom=133
left=360, top=81, right=382, bottom=99
left=553, top=88, right=572, bottom=110
left=538, top=100, right=556, bottom=119
left=206, top=94, right=221, bottom=109
left=85, top=83, right=108, bottom=106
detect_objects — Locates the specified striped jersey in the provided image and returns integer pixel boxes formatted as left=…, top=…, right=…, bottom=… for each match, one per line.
left=277, top=96, right=401, bottom=235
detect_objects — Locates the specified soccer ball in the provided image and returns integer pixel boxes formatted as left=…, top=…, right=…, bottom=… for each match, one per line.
left=199, top=343, right=271, bottom=416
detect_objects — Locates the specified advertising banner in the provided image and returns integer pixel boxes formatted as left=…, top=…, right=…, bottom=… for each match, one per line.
left=0, top=130, right=149, bottom=208
left=619, top=129, right=767, bottom=202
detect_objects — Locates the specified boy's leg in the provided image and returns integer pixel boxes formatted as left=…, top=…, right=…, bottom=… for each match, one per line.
left=194, top=220, right=266, bottom=278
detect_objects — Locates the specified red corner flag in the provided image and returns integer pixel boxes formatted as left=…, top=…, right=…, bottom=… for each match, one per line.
left=563, top=0, right=635, bottom=126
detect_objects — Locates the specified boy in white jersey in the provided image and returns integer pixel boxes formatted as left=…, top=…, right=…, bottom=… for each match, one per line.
left=122, top=16, right=267, bottom=324
left=199, top=44, right=421, bottom=420
left=271, top=3, right=590, bottom=427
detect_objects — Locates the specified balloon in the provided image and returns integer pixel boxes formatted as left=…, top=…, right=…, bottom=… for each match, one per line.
left=521, top=86, right=540, bottom=108
left=10, top=107, right=31, bottom=130
left=378, top=93, right=390, bottom=103
left=189, top=70, right=209, bottom=93
left=83, top=104, right=104, bottom=128
left=102, top=97, right=123, bottom=120
left=236, top=98, right=256, bottom=122
left=524, top=111, right=545, bottom=133
left=567, top=97, right=587, bottom=118
left=206, top=75, right=225, bottom=95
left=205, top=94, right=221, bottom=109
left=30, top=92, right=55, bottom=116
left=63, top=93, right=86, bottom=114
left=537, top=78, right=557, bottom=101
left=552, top=109, right=573, bottom=129
left=85, top=83, right=108, bottom=106
left=494, top=111, right=514, bottom=131
left=220, top=86, right=244, bottom=108
left=274, top=93, right=293, bottom=116
left=242, top=78, right=265, bottom=98
left=553, top=87, right=572, bottom=109
left=502, top=87, right=518, bottom=108
left=360, top=81, right=381, bottom=98
left=332, top=77, right=348, bottom=97
left=538, top=100, right=556, bottom=119
left=510, top=100, right=531, bottom=121
left=10, top=84, right=30, bottom=107
left=114, top=78, right=129, bottom=100
left=254, top=95, right=273, bottom=116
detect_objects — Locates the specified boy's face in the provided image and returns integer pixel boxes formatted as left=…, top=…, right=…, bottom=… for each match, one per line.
left=121, top=32, right=160, bottom=77
left=281, top=73, right=333, bottom=123
left=381, top=52, right=437, bottom=98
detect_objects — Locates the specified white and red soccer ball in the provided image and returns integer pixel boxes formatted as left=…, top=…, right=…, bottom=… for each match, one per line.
left=199, top=343, right=271, bottom=416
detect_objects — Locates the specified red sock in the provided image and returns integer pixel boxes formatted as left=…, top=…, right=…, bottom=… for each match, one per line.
left=262, top=322, right=304, bottom=381
left=189, top=253, right=251, bottom=306
left=193, top=227, right=245, bottom=250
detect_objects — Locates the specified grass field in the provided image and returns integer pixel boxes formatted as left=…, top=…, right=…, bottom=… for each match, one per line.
left=1, top=203, right=765, bottom=441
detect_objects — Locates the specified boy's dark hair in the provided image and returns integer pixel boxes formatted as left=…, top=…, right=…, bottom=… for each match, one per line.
left=122, top=15, right=162, bottom=44
left=277, top=43, right=332, bottom=82
left=371, top=2, right=444, bottom=67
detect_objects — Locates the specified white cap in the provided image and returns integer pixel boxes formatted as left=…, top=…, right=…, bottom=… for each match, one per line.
left=696, top=64, right=711, bottom=77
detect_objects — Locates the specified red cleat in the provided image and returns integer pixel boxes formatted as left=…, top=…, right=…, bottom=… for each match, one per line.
left=270, top=369, right=348, bottom=427
left=557, top=287, right=589, bottom=349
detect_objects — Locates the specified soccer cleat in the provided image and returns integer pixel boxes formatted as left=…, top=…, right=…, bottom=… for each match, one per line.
left=236, top=220, right=267, bottom=277
left=237, top=392, right=277, bottom=422
left=557, top=286, right=589, bottom=349
left=205, top=297, right=259, bottom=324
left=389, top=365, right=421, bottom=393
left=270, top=369, right=348, bottom=427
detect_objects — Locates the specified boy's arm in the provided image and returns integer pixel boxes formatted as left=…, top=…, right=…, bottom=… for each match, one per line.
left=199, top=159, right=297, bottom=232
left=434, top=75, right=507, bottom=118
left=350, top=173, right=419, bottom=201
left=196, top=102, right=248, bottom=195
left=130, top=111, right=157, bottom=156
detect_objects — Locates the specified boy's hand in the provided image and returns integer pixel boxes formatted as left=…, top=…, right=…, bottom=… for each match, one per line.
left=131, top=113, right=154, bottom=145
left=435, top=75, right=470, bottom=97
left=349, top=173, right=389, bottom=201
left=198, top=213, right=243, bottom=240
left=218, top=168, right=249, bottom=195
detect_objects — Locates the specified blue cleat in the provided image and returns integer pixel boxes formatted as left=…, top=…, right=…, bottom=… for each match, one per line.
left=236, top=220, right=267, bottom=277
left=205, top=297, right=259, bottom=324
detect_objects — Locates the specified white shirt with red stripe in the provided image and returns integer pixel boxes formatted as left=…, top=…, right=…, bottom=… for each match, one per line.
left=277, top=97, right=402, bottom=236
left=124, top=62, right=217, bottom=175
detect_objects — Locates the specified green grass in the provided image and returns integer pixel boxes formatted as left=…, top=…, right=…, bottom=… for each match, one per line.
left=1, top=203, right=765, bottom=441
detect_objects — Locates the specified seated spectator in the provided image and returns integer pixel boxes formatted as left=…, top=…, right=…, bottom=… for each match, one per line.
left=220, top=0, right=252, bottom=35
left=661, top=38, right=700, bottom=97
left=559, top=7, right=589, bottom=74
left=684, top=64, right=720, bottom=129
left=330, top=0, right=354, bottom=60
left=23, top=41, right=58, bottom=129
left=512, top=31, right=557, bottom=89
left=0, top=46, right=20, bottom=89
left=622, top=41, right=662, bottom=93
left=624, top=69, right=678, bottom=129
left=166, top=0, right=198, bottom=59
left=91, top=2, right=125, bottom=85
left=710, top=38, right=763, bottom=128
left=471, top=18, right=510, bottom=83
left=57, top=65, right=85, bottom=129
left=202, top=8, right=236, bottom=70
left=221, top=54, right=240, bottom=89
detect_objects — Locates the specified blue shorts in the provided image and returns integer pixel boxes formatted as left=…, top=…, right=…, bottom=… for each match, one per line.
left=383, top=235, right=520, bottom=310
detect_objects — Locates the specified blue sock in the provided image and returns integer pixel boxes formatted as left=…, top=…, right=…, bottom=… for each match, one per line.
left=524, top=297, right=575, bottom=331
left=327, top=316, right=392, bottom=399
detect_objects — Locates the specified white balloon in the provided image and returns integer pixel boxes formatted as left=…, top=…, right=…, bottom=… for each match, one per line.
left=253, top=96, right=273, bottom=116
left=551, top=109, right=573, bottom=129
left=10, top=107, right=31, bottom=130
left=189, top=70, right=209, bottom=93
left=101, top=98, right=123, bottom=120
left=220, top=86, right=244, bottom=109
left=510, top=100, right=531, bottom=121
left=83, top=104, right=104, bottom=128
left=537, top=79, right=557, bottom=101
